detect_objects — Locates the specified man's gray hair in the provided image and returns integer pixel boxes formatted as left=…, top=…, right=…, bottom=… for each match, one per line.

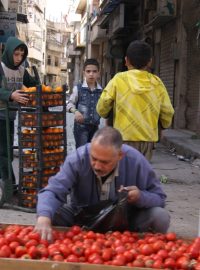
left=92, top=126, right=123, bottom=149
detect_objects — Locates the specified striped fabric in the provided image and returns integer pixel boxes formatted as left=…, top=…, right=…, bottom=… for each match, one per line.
left=97, top=69, right=174, bottom=142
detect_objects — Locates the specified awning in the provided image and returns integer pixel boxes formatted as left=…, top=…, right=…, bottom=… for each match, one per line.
left=100, top=0, right=121, bottom=15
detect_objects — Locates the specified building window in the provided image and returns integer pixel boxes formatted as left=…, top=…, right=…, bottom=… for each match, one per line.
left=47, top=55, right=51, bottom=65
left=55, top=56, right=59, bottom=67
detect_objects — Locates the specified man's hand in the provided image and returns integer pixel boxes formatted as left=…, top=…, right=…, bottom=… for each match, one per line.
left=34, top=216, right=52, bottom=242
left=10, top=90, right=29, bottom=105
left=119, top=185, right=140, bottom=203
left=74, top=110, right=84, bottom=124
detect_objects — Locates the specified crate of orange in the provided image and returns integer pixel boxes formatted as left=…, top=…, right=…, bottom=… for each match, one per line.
left=22, top=85, right=64, bottom=107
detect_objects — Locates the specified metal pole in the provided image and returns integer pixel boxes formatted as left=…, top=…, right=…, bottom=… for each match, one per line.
left=5, top=104, right=13, bottom=202
left=85, top=0, right=91, bottom=59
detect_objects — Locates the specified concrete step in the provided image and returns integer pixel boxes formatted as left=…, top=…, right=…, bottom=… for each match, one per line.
left=161, top=129, right=200, bottom=159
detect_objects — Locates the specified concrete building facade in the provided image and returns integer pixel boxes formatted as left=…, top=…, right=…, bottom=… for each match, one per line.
left=66, top=0, right=200, bottom=134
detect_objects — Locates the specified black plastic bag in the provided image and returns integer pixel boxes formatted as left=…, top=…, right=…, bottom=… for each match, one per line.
left=75, top=191, right=129, bottom=232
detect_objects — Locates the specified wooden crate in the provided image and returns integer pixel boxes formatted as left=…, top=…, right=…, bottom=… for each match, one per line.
left=0, top=223, right=191, bottom=270
left=0, top=258, right=152, bottom=270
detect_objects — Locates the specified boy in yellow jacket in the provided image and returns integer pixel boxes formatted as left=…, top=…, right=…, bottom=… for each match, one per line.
left=96, top=40, right=174, bottom=161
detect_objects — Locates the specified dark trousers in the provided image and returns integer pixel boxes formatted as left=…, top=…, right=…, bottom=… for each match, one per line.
left=52, top=204, right=170, bottom=233
left=0, top=119, right=16, bottom=184
left=73, top=122, right=98, bottom=149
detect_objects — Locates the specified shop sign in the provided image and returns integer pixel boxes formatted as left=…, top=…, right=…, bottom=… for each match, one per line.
left=0, top=12, right=17, bottom=43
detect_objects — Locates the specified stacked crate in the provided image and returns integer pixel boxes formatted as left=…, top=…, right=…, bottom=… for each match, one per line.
left=17, top=85, right=66, bottom=209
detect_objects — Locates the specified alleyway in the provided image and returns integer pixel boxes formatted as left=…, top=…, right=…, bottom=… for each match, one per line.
left=0, top=114, right=199, bottom=239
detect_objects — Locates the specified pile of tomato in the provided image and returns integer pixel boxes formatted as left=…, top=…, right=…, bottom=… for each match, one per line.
left=0, top=224, right=200, bottom=269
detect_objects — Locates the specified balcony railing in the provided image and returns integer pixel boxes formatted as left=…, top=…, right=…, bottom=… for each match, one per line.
left=46, top=41, right=63, bottom=53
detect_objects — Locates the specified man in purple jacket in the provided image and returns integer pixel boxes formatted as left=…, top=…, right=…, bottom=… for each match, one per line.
left=35, top=126, right=170, bottom=241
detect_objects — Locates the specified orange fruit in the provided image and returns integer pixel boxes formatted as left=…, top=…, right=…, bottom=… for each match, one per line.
left=42, top=84, right=46, bottom=92
left=28, top=87, right=37, bottom=92
left=55, top=86, right=63, bottom=92
left=44, top=85, right=52, bottom=92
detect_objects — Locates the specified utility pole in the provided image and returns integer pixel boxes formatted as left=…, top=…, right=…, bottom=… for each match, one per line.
left=85, top=0, right=91, bottom=59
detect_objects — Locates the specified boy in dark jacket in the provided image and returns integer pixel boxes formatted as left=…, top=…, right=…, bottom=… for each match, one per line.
left=0, top=37, right=38, bottom=197
left=67, top=58, right=102, bottom=148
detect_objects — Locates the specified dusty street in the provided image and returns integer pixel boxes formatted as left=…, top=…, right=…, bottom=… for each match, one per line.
left=151, top=144, right=200, bottom=238
left=0, top=114, right=199, bottom=239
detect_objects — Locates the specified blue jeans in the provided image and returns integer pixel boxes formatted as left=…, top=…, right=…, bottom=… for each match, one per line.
left=73, top=122, right=98, bottom=149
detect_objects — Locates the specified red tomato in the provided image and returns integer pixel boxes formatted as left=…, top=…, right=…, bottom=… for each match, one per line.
left=152, top=259, right=164, bottom=269
left=111, top=254, right=126, bottom=266
left=87, top=253, right=102, bottom=264
left=0, top=238, right=8, bottom=247
left=62, top=238, right=72, bottom=245
left=123, top=250, right=134, bottom=262
left=25, top=239, right=38, bottom=249
left=165, top=232, right=177, bottom=241
left=0, top=245, right=11, bottom=257
left=39, top=239, right=49, bottom=247
left=5, top=225, right=22, bottom=235
left=139, top=243, right=154, bottom=256
left=9, top=241, right=20, bottom=252
left=144, top=258, right=154, bottom=268
left=115, top=245, right=126, bottom=255
left=65, top=231, right=75, bottom=239
left=70, top=225, right=81, bottom=235
left=168, top=250, right=183, bottom=260
left=112, top=231, right=122, bottom=238
left=188, top=237, right=200, bottom=259
left=157, top=249, right=169, bottom=259
left=52, top=254, right=64, bottom=261
left=48, top=247, right=60, bottom=257
left=28, top=246, right=39, bottom=259
left=176, top=256, right=191, bottom=269
left=15, top=246, right=27, bottom=257
left=71, top=245, right=84, bottom=257
left=164, top=257, right=176, bottom=269
left=91, top=257, right=103, bottom=264
left=4, top=232, right=18, bottom=243
left=152, top=240, right=165, bottom=252
left=37, top=245, right=49, bottom=258
left=28, top=232, right=40, bottom=242
left=59, top=244, right=71, bottom=258
left=102, top=248, right=113, bottom=261
left=66, top=254, right=79, bottom=262
left=147, top=236, right=157, bottom=244
left=85, top=231, right=96, bottom=240
left=17, top=235, right=30, bottom=245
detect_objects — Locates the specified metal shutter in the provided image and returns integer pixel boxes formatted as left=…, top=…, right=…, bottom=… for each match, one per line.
left=159, top=23, right=176, bottom=105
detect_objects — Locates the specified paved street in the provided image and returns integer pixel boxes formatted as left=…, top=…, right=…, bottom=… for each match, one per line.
left=0, top=114, right=199, bottom=239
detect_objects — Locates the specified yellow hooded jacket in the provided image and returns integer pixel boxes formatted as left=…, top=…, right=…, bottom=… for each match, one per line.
left=96, top=69, right=174, bottom=142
